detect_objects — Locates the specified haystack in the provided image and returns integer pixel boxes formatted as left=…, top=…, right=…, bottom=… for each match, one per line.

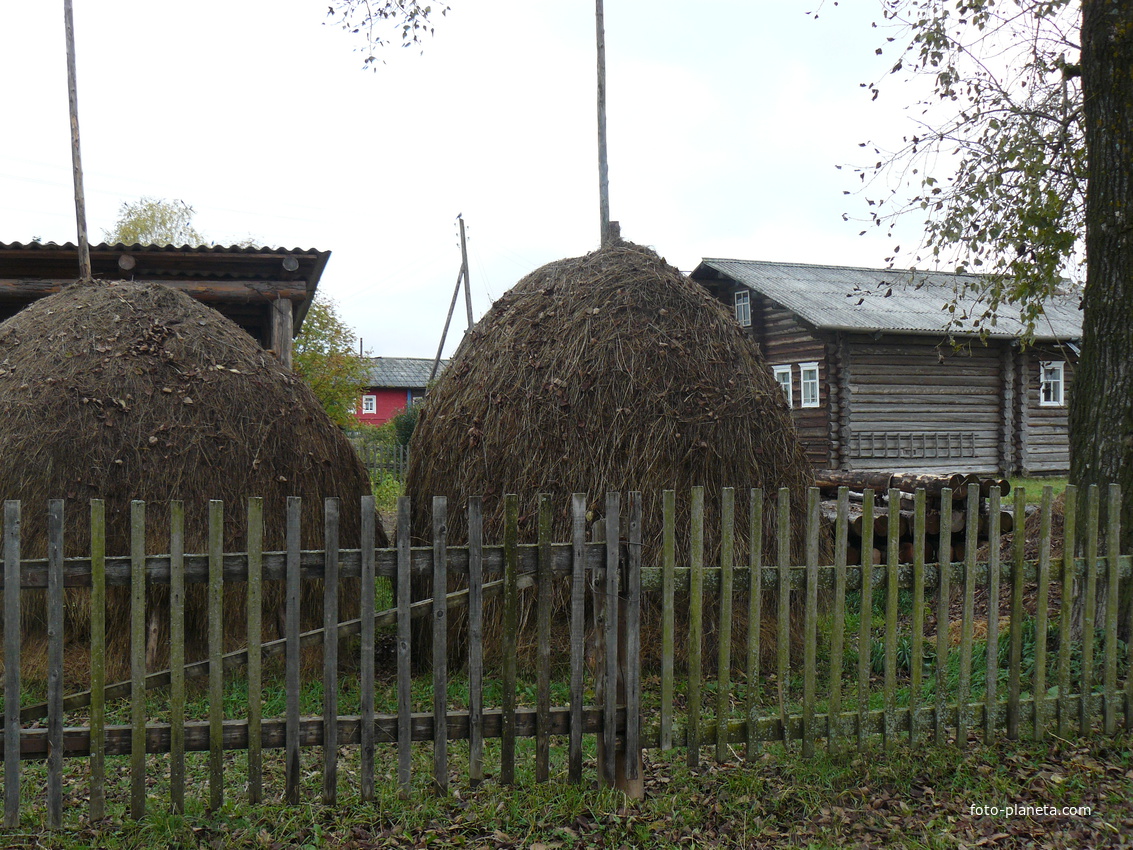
left=0, top=279, right=384, bottom=682
left=406, top=242, right=819, bottom=667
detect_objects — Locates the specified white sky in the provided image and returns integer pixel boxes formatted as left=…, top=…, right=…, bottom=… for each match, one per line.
left=0, top=1, right=933, bottom=358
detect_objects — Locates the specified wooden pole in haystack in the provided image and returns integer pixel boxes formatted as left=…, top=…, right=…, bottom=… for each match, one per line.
left=430, top=214, right=472, bottom=382
left=595, top=0, right=612, bottom=246
left=63, top=0, right=92, bottom=282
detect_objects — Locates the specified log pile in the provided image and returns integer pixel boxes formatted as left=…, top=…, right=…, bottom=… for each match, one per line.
left=814, top=470, right=1013, bottom=566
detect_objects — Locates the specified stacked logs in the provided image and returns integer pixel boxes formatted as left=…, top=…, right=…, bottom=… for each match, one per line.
left=814, top=470, right=1013, bottom=566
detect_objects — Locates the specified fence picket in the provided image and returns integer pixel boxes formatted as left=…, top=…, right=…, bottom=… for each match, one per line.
left=803, top=488, right=819, bottom=758
left=660, top=490, right=675, bottom=752
left=501, top=494, right=519, bottom=785
left=90, top=500, right=107, bottom=820
left=1105, top=484, right=1121, bottom=735
left=934, top=488, right=952, bottom=747
left=568, top=493, right=586, bottom=782
left=857, top=489, right=875, bottom=751
left=132, top=500, right=147, bottom=819
left=432, top=497, right=448, bottom=793
left=716, top=488, right=735, bottom=763
left=247, top=497, right=264, bottom=804
left=1058, top=486, right=1077, bottom=737
left=469, top=496, right=486, bottom=785
left=285, top=496, right=302, bottom=804
left=1008, top=487, right=1025, bottom=740
left=745, top=488, right=763, bottom=762
left=984, top=489, right=1002, bottom=744
left=778, top=487, right=792, bottom=749
left=687, top=487, right=704, bottom=769
left=909, top=489, right=926, bottom=747
left=1033, top=488, right=1052, bottom=741
left=359, top=495, right=375, bottom=801
left=602, top=492, right=620, bottom=785
left=827, top=488, right=848, bottom=753
left=396, top=495, right=412, bottom=795
left=957, top=484, right=979, bottom=745
left=323, top=499, right=341, bottom=804
left=4, top=500, right=20, bottom=829
left=46, top=500, right=64, bottom=828
left=536, top=494, right=552, bottom=783
left=626, top=492, right=643, bottom=785
left=882, top=488, right=899, bottom=750
left=1081, top=485, right=1099, bottom=736
left=208, top=500, right=224, bottom=811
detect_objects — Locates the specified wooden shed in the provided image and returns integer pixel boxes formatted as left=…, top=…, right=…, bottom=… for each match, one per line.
left=0, top=241, right=329, bottom=368
left=691, top=259, right=1082, bottom=476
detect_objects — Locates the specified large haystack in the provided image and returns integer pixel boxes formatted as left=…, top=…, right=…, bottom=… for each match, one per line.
left=406, top=242, right=818, bottom=666
left=0, top=279, right=384, bottom=681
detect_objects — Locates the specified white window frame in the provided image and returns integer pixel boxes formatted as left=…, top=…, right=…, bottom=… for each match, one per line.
left=361, top=394, right=378, bottom=415
left=733, top=290, right=751, bottom=328
left=772, top=365, right=792, bottom=407
left=799, top=362, right=820, bottom=409
left=1039, top=361, right=1064, bottom=407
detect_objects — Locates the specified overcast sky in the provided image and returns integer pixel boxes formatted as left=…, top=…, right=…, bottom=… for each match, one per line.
left=0, top=1, right=932, bottom=358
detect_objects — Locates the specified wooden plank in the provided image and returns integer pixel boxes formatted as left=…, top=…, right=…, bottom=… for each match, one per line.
left=882, top=488, right=899, bottom=750
left=396, top=495, right=412, bottom=795
left=1008, top=487, right=1025, bottom=740
left=359, top=495, right=376, bottom=801
left=46, top=500, right=64, bottom=828
left=1033, top=487, right=1052, bottom=741
left=1105, top=485, right=1121, bottom=735
left=468, top=496, right=485, bottom=786
left=1057, top=486, right=1077, bottom=738
left=957, top=484, right=979, bottom=745
left=934, top=488, right=951, bottom=747
left=208, top=500, right=224, bottom=811
left=432, top=497, right=449, bottom=793
left=778, top=487, right=792, bottom=749
left=827, top=488, right=848, bottom=754
left=501, top=494, right=519, bottom=785
left=568, top=494, right=586, bottom=784
left=857, top=490, right=875, bottom=751
left=1080, top=485, right=1099, bottom=736
left=626, top=492, right=642, bottom=785
left=716, top=488, right=735, bottom=763
left=131, top=500, right=147, bottom=819
left=803, top=488, right=820, bottom=758
left=660, top=490, right=675, bottom=752
left=323, top=498, right=341, bottom=804
left=536, top=494, right=552, bottom=783
left=247, top=497, right=264, bottom=804
left=984, top=489, right=1002, bottom=744
left=745, top=488, right=763, bottom=762
left=909, top=489, right=926, bottom=747
left=168, top=501, right=185, bottom=813
left=603, top=492, right=620, bottom=785
left=687, top=486, right=704, bottom=769
left=285, top=497, right=302, bottom=804
left=89, top=500, right=106, bottom=820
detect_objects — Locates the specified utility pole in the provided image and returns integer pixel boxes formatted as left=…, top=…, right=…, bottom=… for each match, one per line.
left=459, top=215, right=473, bottom=328
left=63, top=0, right=91, bottom=281
left=595, top=0, right=611, bottom=246
left=430, top=214, right=473, bottom=382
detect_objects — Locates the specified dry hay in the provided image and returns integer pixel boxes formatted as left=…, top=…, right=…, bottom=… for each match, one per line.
left=406, top=242, right=821, bottom=669
left=0, top=280, right=385, bottom=684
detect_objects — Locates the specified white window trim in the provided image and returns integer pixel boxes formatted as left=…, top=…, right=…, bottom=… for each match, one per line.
left=733, top=290, right=751, bottom=328
left=1039, top=361, right=1064, bottom=407
left=361, top=394, right=378, bottom=415
left=772, top=365, right=792, bottom=407
left=799, top=362, right=820, bottom=408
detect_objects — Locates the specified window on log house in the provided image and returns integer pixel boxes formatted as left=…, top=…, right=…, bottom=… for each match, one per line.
left=1039, top=361, right=1064, bottom=407
left=799, top=362, right=819, bottom=408
left=362, top=394, right=378, bottom=415
left=773, top=365, right=792, bottom=407
left=734, top=290, right=751, bottom=327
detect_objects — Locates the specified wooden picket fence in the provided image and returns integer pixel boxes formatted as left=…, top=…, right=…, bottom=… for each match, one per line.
left=0, top=482, right=1130, bottom=829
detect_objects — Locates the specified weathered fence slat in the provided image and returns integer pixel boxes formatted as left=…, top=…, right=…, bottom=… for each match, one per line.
left=687, top=486, right=704, bottom=769
left=3, top=500, right=19, bottom=829
left=536, top=494, right=552, bottom=783
left=827, top=488, right=848, bottom=754
left=908, top=489, right=926, bottom=748
left=716, top=488, right=734, bottom=763
left=46, top=499, right=64, bottom=828
left=803, top=488, right=819, bottom=758
left=1105, top=484, right=1121, bottom=735
left=745, top=488, right=763, bottom=762
left=778, top=487, right=792, bottom=749
left=324, top=498, right=341, bottom=804
left=1033, top=488, right=1052, bottom=741
left=132, top=500, right=148, bottom=819
left=359, top=495, right=375, bottom=802
left=1081, top=485, right=1099, bottom=736
left=208, top=500, right=224, bottom=811
left=501, top=494, right=519, bottom=785
left=247, top=497, right=264, bottom=804
left=934, top=488, right=952, bottom=747
left=984, top=489, right=1002, bottom=744
left=432, top=496, right=448, bottom=793
left=660, top=490, right=675, bottom=753
left=1008, top=488, right=1025, bottom=740
left=882, top=488, right=899, bottom=750
left=626, top=491, right=643, bottom=786
left=1058, top=486, right=1077, bottom=737
left=89, top=500, right=107, bottom=820
left=285, top=496, right=302, bottom=804
left=468, top=496, right=485, bottom=785
left=396, top=496, right=412, bottom=795
left=857, top=490, right=875, bottom=751
left=602, top=492, right=620, bottom=785
left=957, top=484, right=979, bottom=744
left=568, top=493, right=586, bottom=783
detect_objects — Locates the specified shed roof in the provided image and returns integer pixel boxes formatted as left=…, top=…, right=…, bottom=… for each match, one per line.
left=692, top=258, right=1082, bottom=341
left=365, top=356, right=447, bottom=388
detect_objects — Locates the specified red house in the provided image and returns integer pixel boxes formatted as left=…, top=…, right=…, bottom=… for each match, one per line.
left=355, top=356, right=447, bottom=426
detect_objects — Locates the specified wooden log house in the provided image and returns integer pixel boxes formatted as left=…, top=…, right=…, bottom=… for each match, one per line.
left=692, top=259, right=1082, bottom=476
left=0, top=241, right=329, bottom=368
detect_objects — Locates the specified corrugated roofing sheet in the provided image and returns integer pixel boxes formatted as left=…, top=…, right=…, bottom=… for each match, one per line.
left=697, top=259, right=1082, bottom=341
left=366, top=357, right=447, bottom=388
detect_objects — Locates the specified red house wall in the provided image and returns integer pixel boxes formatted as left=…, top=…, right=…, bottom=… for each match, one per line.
left=354, top=388, right=411, bottom=426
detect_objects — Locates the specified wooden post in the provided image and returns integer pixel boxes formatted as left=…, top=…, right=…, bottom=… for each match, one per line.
left=459, top=215, right=473, bottom=328
left=270, top=299, right=294, bottom=369
left=63, top=0, right=91, bottom=281
left=430, top=265, right=465, bottom=382
left=595, top=0, right=611, bottom=245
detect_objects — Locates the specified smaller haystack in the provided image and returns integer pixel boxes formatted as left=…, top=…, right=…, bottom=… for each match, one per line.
left=407, top=242, right=819, bottom=666
left=0, top=280, right=384, bottom=682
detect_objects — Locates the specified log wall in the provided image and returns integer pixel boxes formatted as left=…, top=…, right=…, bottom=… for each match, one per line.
left=1020, top=345, right=1073, bottom=475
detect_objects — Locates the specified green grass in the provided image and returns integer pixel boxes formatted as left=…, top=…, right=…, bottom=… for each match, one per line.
left=1009, top=476, right=1070, bottom=503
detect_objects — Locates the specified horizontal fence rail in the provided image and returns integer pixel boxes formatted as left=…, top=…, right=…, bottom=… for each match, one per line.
left=0, top=481, right=1128, bottom=830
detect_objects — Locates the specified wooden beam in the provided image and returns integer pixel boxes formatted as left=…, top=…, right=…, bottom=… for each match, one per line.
left=0, top=279, right=307, bottom=303
left=270, top=299, right=294, bottom=369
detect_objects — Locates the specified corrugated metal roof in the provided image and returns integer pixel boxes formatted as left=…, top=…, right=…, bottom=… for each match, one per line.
left=366, top=357, right=447, bottom=388
left=694, top=259, right=1082, bottom=341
